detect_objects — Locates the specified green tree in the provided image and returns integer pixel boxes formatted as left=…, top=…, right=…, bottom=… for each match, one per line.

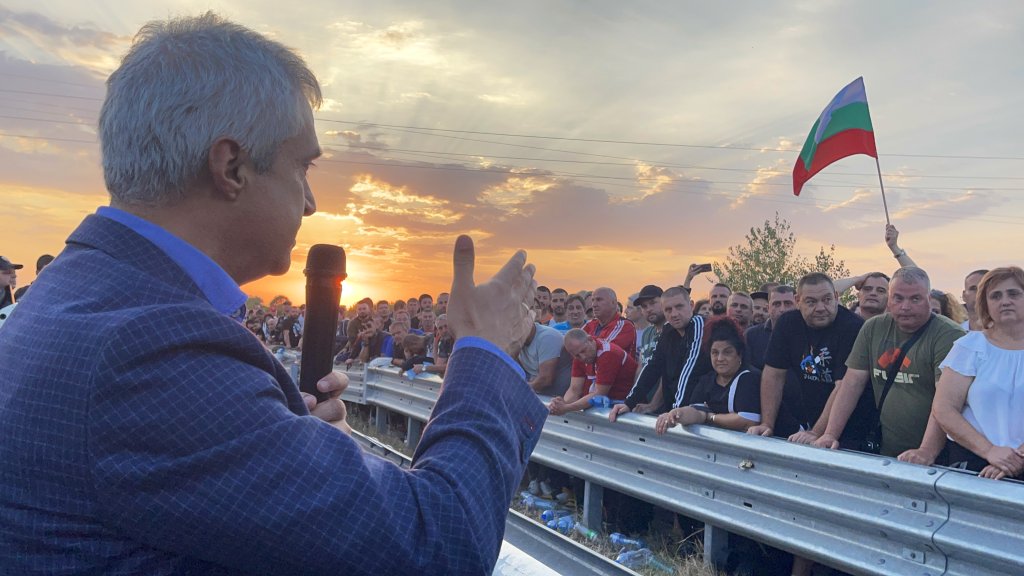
left=713, top=213, right=806, bottom=292
left=713, top=213, right=851, bottom=301
left=269, top=294, right=290, bottom=308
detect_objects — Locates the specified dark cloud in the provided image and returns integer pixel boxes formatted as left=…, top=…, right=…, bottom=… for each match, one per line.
left=323, top=128, right=390, bottom=150
left=0, top=8, right=121, bottom=49
left=0, top=8, right=126, bottom=71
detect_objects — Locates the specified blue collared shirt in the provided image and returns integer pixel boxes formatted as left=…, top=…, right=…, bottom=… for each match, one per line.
left=96, top=208, right=523, bottom=375
left=96, top=206, right=248, bottom=320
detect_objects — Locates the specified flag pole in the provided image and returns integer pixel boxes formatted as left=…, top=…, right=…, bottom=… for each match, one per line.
left=875, top=156, right=890, bottom=225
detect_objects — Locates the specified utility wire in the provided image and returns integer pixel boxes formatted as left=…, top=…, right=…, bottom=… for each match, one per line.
left=318, top=118, right=1024, bottom=161
left=2, top=81, right=1022, bottom=161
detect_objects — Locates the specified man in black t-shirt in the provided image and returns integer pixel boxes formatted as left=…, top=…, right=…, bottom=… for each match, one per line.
left=748, top=273, right=875, bottom=448
left=279, top=306, right=303, bottom=349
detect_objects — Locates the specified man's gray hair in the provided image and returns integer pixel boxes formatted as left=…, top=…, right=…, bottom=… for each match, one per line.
left=564, top=328, right=590, bottom=344
left=892, top=266, right=931, bottom=291
left=593, top=286, right=617, bottom=301
left=99, top=12, right=322, bottom=206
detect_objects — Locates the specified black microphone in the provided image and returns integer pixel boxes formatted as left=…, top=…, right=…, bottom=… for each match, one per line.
left=298, top=244, right=346, bottom=403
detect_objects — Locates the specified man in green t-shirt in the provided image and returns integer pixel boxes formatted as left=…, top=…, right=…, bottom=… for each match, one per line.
left=814, top=266, right=965, bottom=461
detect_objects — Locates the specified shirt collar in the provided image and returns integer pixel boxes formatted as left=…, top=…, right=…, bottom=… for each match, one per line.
left=96, top=206, right=248, bottom=319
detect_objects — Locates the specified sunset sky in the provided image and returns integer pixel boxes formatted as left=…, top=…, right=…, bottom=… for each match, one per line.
left=2, top=1, right=1023, bottom=306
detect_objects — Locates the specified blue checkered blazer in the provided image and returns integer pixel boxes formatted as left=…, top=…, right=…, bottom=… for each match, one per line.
left=0, top=214, right=548, bottom=575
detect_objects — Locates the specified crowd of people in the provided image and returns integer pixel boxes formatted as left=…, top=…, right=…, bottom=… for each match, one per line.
left=11, top=220, right=1021, bottom=486
left=229, top=224, right=1022, bottom=574
left=11, top=218, right=1019, bottom=573
left=5, top=215, right=1021, bottom=576
left=227, top=223, right=1023, bottom=486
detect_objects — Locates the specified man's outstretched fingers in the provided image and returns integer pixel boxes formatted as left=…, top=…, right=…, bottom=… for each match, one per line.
left=494, top=249, right=528, bottom=286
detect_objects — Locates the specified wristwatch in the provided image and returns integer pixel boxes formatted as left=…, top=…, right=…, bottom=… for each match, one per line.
left=893, top=249, right=906, bottom=259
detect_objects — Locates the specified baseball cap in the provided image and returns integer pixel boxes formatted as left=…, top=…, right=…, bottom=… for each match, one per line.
left=0, top=256, right=24, bottom=271
left=633, top=284, right=663, bottom=306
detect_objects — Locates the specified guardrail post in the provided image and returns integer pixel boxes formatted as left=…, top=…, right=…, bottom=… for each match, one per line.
left=582, top=480, right=603, bottom=530
left=406, top=417, right=422, bottom=450
left=374, top=406, right=388, bottom=434
left=703, top=522, right=729, bottom=569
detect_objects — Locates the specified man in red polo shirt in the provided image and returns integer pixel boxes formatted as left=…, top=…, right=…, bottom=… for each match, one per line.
left=549, top=329, right=638, bottom=415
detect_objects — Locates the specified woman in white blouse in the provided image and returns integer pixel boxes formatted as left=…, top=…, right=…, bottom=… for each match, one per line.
left=933, top=266, right=1024, bottom=479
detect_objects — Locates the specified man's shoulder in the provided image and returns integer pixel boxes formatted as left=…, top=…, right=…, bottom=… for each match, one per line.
left=533, top=323, right=564, bottom=346
left=745, top=321, right=770, bottom=338
left=860, top=312, right=895, bottom=334
left=774, top=309, right=803, bottom=331
left=833, top=305, right=865, bottom=331
left=924, top=314, right=968, bottom=345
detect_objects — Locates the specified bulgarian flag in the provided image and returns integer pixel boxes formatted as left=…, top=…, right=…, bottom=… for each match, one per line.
left=792, top=77, right=877, bottom=196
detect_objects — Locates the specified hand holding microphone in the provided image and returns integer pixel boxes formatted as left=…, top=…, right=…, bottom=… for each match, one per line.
left=297, top=244, right=350, bottom=431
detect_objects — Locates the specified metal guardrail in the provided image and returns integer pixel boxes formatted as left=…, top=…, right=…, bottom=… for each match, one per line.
left=932, top=471, right=1024, bottom=576
left=347, top=363, right=1024, bottom=576
left=349, top=428, right=638, bottom=576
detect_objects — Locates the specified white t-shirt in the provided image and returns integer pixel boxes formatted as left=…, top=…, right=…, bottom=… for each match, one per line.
left=940, top=330, right=1024, bottom=448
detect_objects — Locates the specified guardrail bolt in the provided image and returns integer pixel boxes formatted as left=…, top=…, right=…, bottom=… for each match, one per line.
left=739, top=459, right=754, bottom=471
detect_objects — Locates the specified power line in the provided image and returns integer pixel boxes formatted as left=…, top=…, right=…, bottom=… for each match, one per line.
left=0, top=97, right=100, bottom=115
left=338, top=142, right=1024, bottom=182
left=0, top=88, right=103, bottom=102
left=0, top=131, right=95, bottom=144
left=1, top=80, right=1022, bottom=161
left=1, top=72, right=101, bottom=89
left=318, top=118, right=1024, bottom=161
left=320, top=154, right=1024, bottom=192
left=0, top=114, right=92, bottom=127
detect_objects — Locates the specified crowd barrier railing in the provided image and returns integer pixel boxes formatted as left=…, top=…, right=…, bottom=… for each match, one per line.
left=349, top=363, right=1024, bottom=576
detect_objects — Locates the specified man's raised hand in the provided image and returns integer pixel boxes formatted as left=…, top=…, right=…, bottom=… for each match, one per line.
left=447, top=235, right=537, bottom=358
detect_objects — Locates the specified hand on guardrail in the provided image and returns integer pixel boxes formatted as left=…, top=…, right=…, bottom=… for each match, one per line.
left=983, top=445, right=1024, bottom=478
left=790, top=430, right=820, bottom=445
left=979, top=465, right=1010, bottom=480
left=654, top=410, right=680, bottom=434
left=608, top=404, right=630, bottom=422
left=898, top=448, right=938, bottom=466
left=448, top=235, right=537, bottom=358
left=747, top=424, right=773, bottom=437
left=302, top=371, right=351, bottom=434
left=811, top=433, right=839, bottom=450
left=548, top=397, right=572, bottom=416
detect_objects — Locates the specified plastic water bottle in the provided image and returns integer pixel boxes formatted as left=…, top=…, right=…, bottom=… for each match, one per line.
left=405, top=361, right=431, bottom=380
left=610, top=533, right=646, bottom=549
left=588, top=395, right=624, bottom=408
left=520, top=493, right=558, bottom=511
left=540, top=508, right=572, bottom=522
left=546, top=515, right=575, bottom=534
left=572, top=522, right=598, bottom=541
left=615, top=549, right=673, bottom=573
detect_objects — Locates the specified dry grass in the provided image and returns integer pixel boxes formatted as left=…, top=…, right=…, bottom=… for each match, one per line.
left=509, top=499, right=722, bottom=576
left=349, top=405, right=723, bottom=576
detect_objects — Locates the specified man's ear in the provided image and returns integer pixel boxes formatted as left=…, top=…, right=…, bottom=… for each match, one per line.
left=208, top=137, right=245, bottom=200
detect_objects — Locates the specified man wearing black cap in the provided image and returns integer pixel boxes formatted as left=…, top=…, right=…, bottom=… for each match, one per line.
left=750, top=291, right=769, bottom=326
left=633, top=285, right=666, bottom=373
left=0, top=256, right=24, bottom=309
left=13, top=254, right=55, bottom=301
